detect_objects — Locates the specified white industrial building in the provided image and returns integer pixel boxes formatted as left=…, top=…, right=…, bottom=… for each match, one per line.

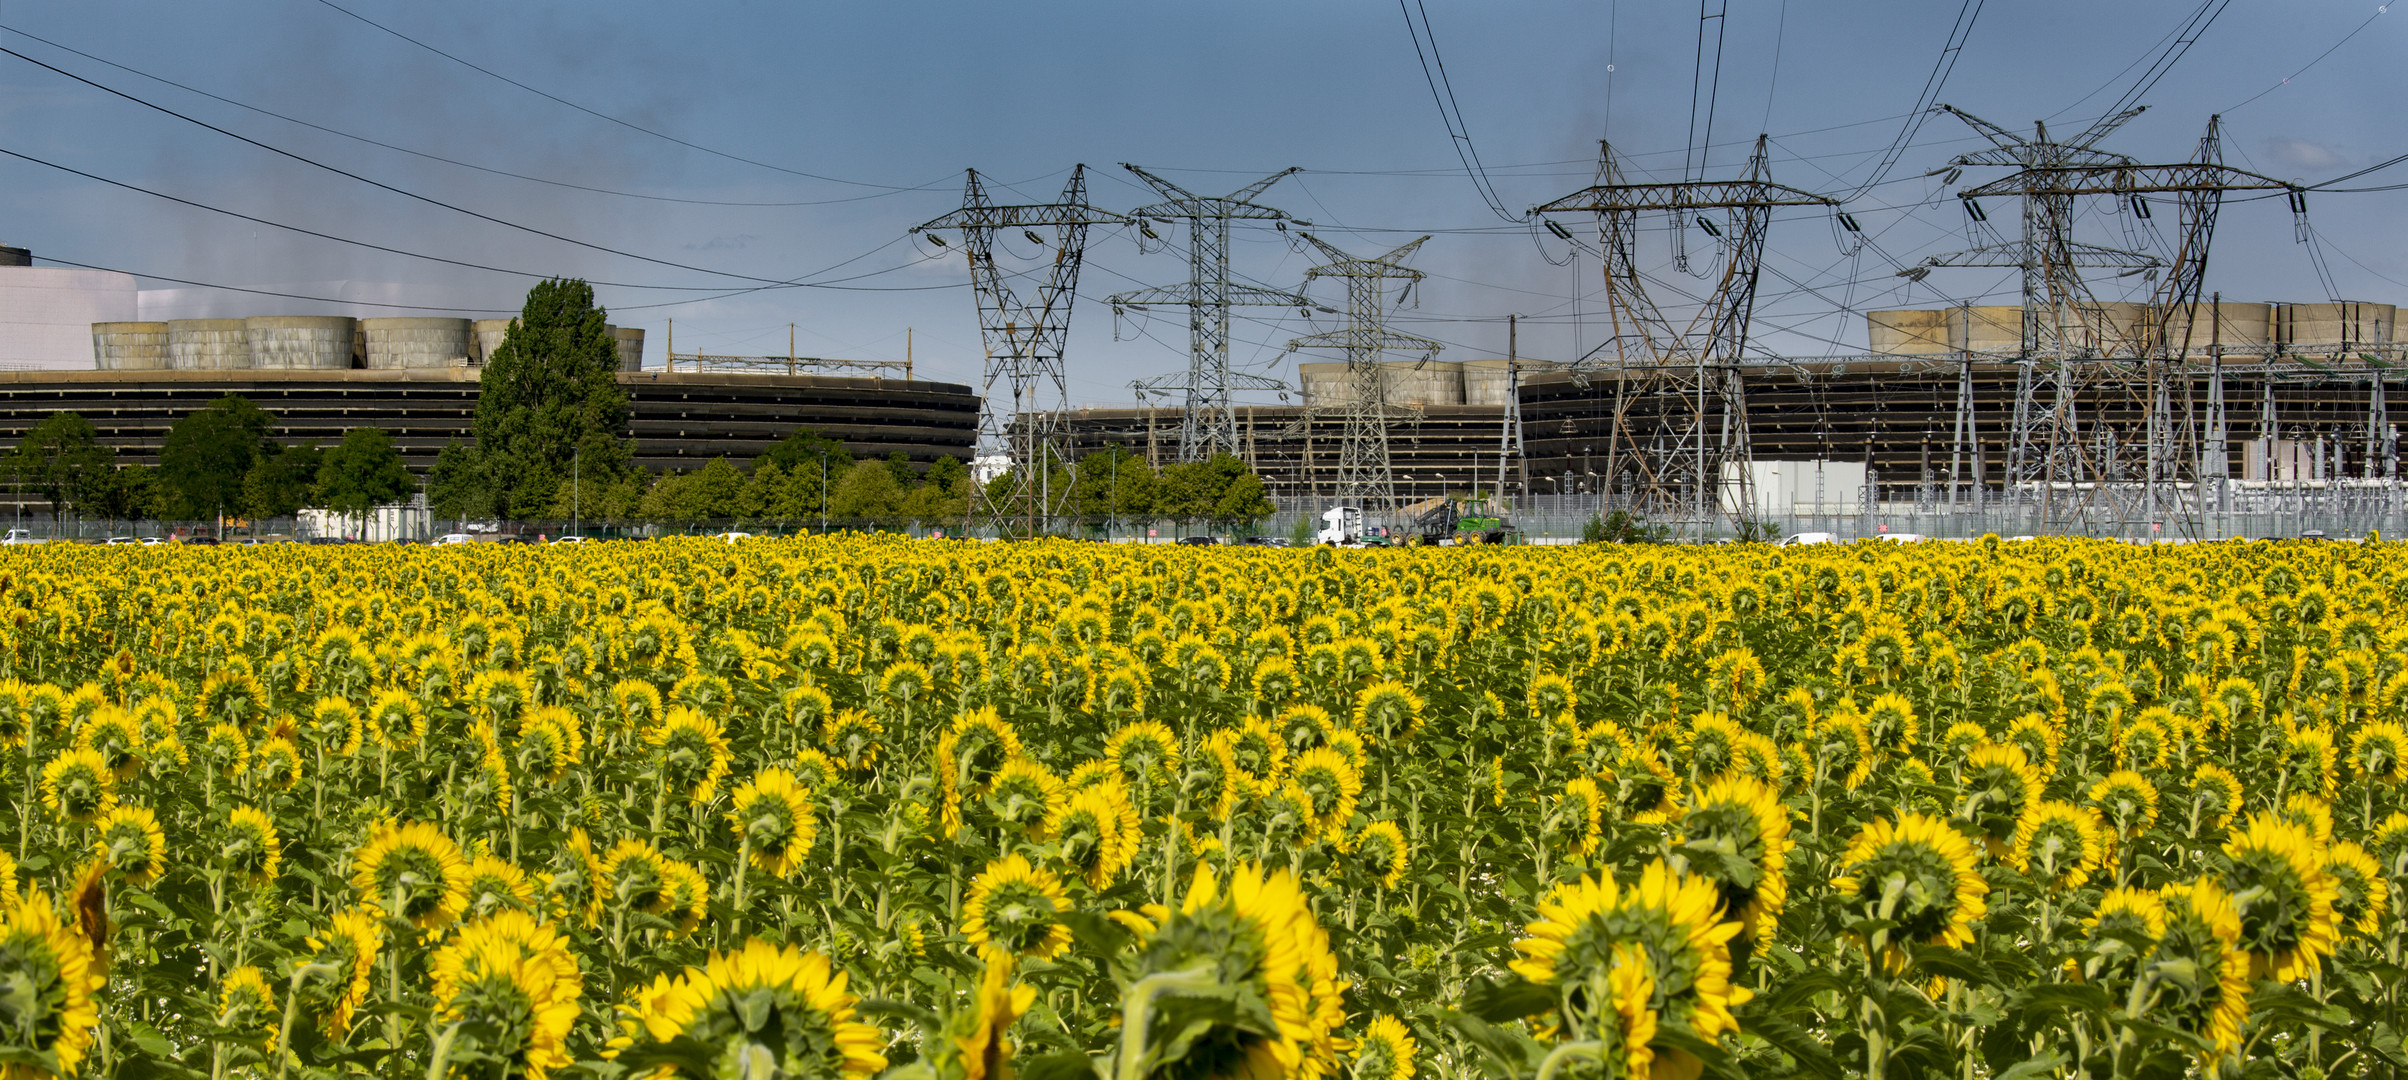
left=0, top=260, right=138, bottom=370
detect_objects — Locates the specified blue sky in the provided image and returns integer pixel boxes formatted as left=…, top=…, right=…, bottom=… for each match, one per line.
left=1, top=0, right=2401, bottom=402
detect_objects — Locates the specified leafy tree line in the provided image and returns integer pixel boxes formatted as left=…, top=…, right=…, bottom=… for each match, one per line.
left=3, top=399, right=411, bottom=525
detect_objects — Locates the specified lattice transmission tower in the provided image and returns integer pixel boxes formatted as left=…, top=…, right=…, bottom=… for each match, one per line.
left=1918, top=110, right=2298, bottom=531
left=1281, top=234, right=1439, bottom=511
left=912, top=167, right=1127, bottom=535
left=1532, top=135, right=1835, bottom=527
left=1108, top=165, right=1312, bottom=462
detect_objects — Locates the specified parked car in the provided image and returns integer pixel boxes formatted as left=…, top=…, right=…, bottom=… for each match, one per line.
left=1778, top=532, right=1839, bottom=546
left=433, top=533, right=475, bottom=545
left=0, top=528, right=35, bottom=545
left=1238, top=536, right=1290, bottom=547
left=103, top=536, right=139, bottom=545
left=551, top=535, right=591, bottom=545
left=181, top=535, right=221, bottom=546
left=1176, top=536, right=1218, bottom=546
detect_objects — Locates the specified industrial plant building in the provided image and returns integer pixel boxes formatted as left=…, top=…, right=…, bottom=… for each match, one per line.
left=0, top=259, right=977, bottom=500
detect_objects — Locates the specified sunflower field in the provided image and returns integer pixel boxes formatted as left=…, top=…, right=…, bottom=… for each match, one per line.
left=0, top=536, right=2403, bottom=1080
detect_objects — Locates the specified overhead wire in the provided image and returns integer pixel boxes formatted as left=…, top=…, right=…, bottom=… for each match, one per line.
left=0, top=22, right=948, bottom=208
left=0, top=44, right=829, bottom=287
left=2221, top=3, right=2389, bottom=114
left=1831, top=0, right=1984, bottom=201
left=307, top=0, right=920, bottom=190
left=1394, top=0, right=1520, bottom=222
left=1682, top=0, right=1732, bottom=182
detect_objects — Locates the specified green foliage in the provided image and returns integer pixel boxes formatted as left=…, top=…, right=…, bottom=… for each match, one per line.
left=756, top=427, right=855, bottom=475
left=241, top=442, right=322, bottom=519
left=640, top=458, right=752, bottom=524
left=4, top=411, right=113, bottom=519
left=450, top=278, right=632, bottom=518
left=316, top=427, right=413, bottom=519
left=1583, top=508, right=1666, bottom=543
left=156, top=395, right=274, bottom=520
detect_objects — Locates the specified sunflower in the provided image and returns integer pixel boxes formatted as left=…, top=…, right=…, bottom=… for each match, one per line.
left=0, top=887, right=105, bottom=1078
left=962, top=855, right=1073, bottom=962
left=302, top=696, right=364, bottom=758
left=297, top=909, right=382, bottom=1039
left=217, top=965, right=276, bottom=1051
left=2353, top=720, right=2408, bottom=785
left=39, top=748, right=114, bottom=823
left=1287, top=747, right=1363, bottom=840
left=1107, top=721, right=1183, bottom=788
left=2219, top=811, right=2341, bottom=982
left=222, top=805, right=282, bottom=886
left=794, top=748, right=844, bottom=794
left=1351, top=821, right=1410, bottom=890
left=2078, top=887, right=2168, bottom=987
left=2149, top=878, right=2252, bottom=1067
left=74, top=707, right=144, bottom=781
left=648, top=706, right=732, bottom=806
left=2190, top=764, right=2243, bottom=833
left=1353, top=680, right=1424, bottom=740
left=462, top=853, right=539, bottom=918
left=367, top=687, right=427, bottom=749
left=621, top=940, right=886, bottom=1080
left=1550, top=777, right=1607, bottom=859
left=2009, top=801, right=2109, bottom=892
left=1189, top=733, right=1246, bottom=819
left=1812, top=709, right=1876, bottom=790
left=92, top=803, right=167, bottom=886
left=1861, top=692, right=1920, bottom=758
left=1044, top=783, right=1140, bottom=891
left=352, top=821, right=470, bottom=933
left=1676, top=775, right=1791, bottom=948
left=1832, top=812, right=1989, bottom=962
left=1606, top=745, right=1682, bottom=825
left=1509, top=859, right=1748, bottom=1075
left=514, top=706, right=584, bottom=785
left=2088, top=771, right=2160, bottom=840
left=2374, top=812, right=2408, bottom=878
left=253, top=737, right=304, bottom=792
left=727, top=768, right=820, bottom=880
left=1351, top=1016, right=1417, bottom=1080
left=1957, top=744, right=2044, bottom=853
left=1128, top=862, right=1335, bottom=1080
left=985, top=758, right=1063, bottom=834
left=2278, top=720, right=2338, bottom=800
left=1682, top=714, right=1746, bottom=781
left=661, top=858, right=710, bottom=939
left=951, top=952, right=1036, bottom=1080
left=822, top=708, right=884, bottom=774
left=2001, top=712, right=2062, bottom=777
left=430, top=910, right=583, bottom=1080
left=199, top=723, right=249, bottom=780
left=2322, top=841, right=2389, bottom=938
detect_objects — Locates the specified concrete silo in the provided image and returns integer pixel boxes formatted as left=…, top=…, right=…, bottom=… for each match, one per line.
left=244, top=316, right=356, bottom=370
left=471, top=319, right=511, bottom=364
left=167, top=319, right=252, bottom=369
left=1867, top=309, right=1951, bottom=356
left=607, top=326, right=645, bottom=372
left=1948, top=306, right=2022, bottom=353
left=91, top=322, right=169, bottom=370
left=1461, top=359, right=1517, bottom=405
left=2160, top=301, right=2272, bottom=356
left=2279, top=302, right=2396, bottom=350
left=1382, top=360, right=1464, bottom=406
left=1298, top=363, right=1350, bottom=407
left=362, top=317, right=473, bottom=369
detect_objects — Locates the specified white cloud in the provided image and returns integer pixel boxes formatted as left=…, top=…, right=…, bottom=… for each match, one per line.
left=2264, top=136, right=2348, bottom=172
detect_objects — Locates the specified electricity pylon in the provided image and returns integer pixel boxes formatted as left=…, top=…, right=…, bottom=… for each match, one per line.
left=1920, top=109, right=2298, bottom=532
left=1281, top=234, right=1439, bottom=510
left=1532, top=135, right=1835, bottom=527
left=912, top=166, right=1127, bottom=535
left=1108, top=165, right=1312, bottom=462
left=1917, top=106, right=2158, bottom=496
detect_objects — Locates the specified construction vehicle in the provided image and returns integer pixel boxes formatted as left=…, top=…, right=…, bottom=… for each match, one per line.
left=1402, top=496, right=1516, bottom=544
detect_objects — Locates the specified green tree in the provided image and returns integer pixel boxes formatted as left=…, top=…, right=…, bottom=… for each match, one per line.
left=1210, top=459, right=1273, bottom=527
left=638, top=459, right=747, bottom=524
left=317, top=427, right=413, bottom=535
left=757, top=428, right=854, bottom=475
left=428, top=442, right=492, bottom=522
left=454, top=278, right=632, bottom=518
left=830, top=460, right=905, bottom=521
left=90, top=465, right=156, bottom=524
left=242, top=443, right=323, bottom=519
left=1073, top=445, right=1155, bottom=526
left=157, top=395, right=274, bottom=520
left=6, top=412, right=113, bottom=520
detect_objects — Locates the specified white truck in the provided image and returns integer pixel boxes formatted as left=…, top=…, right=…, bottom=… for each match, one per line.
left=1315, top=506, right=1364, bottom=546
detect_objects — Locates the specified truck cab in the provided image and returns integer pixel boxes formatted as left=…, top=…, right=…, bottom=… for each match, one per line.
left=1315, top=506, right=1363, bottom=546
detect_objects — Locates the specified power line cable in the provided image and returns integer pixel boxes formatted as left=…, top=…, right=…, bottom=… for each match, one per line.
left=1395, top=0, right=1520, bottom=222
left=0, top=44, right=819, bottom=286
left=2222, top=3, right=2389, bottom=114
left=1683, top=0, right=1731, bottom=182
left=1832, top=0, right=1983, bottom=201
left=0, top=23, right=947, bottom=208
left=306, top=0, right=918, bottom=190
